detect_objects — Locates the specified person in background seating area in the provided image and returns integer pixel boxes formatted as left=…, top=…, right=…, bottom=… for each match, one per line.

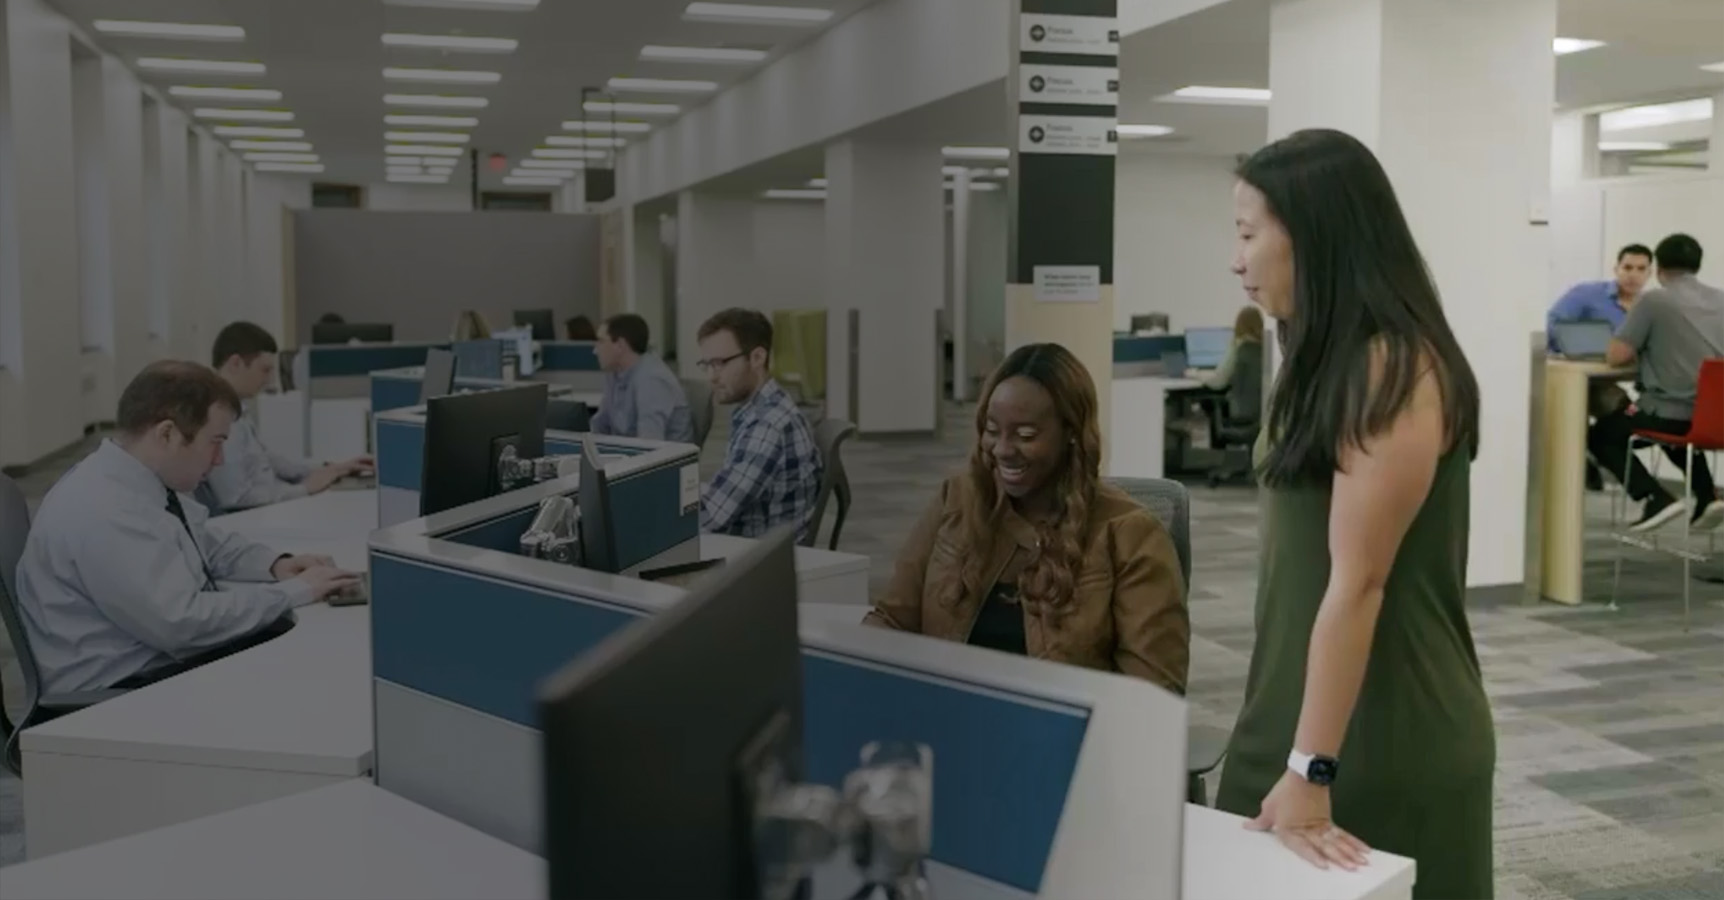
left=564, top=315, right=598, bottom=341
left=591, top=313, right=693, bottom=443
left=1548, top=244, right=1654, bottom=491
left=1204, top=305, right=1266, bottom=392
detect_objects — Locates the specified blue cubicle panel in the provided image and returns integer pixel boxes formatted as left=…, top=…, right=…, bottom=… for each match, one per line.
left=1112, top=334, right=1186, bottom=364
left=539, top=342, right=599, bottom=371
left=369, top=370, right=544, bottom=415
left=305, top=344, right=446, bottom=379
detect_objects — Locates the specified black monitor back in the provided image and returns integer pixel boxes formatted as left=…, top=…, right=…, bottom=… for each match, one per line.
left=546, top=399, right=592, bottom=433
left=538, top=529, right=804, bottom=900
left=578, top=439, right=618, bottom=573
left=513, top=308, right=556, bottom=341
left=420, top=348, right=457, bottom=403
left=419, top=383, right=549, bottom=516
left=312, top=322, right=394, bottom=344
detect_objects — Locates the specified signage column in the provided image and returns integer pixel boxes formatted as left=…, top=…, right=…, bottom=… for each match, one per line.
left=1006, top=0, right=1120, bottom=444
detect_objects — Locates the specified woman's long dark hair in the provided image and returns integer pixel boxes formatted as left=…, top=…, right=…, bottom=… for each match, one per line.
left=1238, top=129, right=1479, bottom=487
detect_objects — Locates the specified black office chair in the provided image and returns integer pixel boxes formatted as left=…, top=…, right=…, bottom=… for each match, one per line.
left=0, top=474, right=129, bottom=776
left=1205, top=340, right=1264, bottom=487
left=806, top=418, right=857, bottom=551
left=1107, top=476, right=1230, bottom=806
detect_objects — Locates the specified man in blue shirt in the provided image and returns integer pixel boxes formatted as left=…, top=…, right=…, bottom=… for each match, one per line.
left=695, top=308, right=823, bottom=541
left=590, top=313, right=694, bottom=443
left=1547, top=243, right=1652, bottom=351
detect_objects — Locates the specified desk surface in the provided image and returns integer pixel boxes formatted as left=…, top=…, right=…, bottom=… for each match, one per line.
left=213, top=488, right=379, bottom=542
left=1547, top=358, right=1635, bottom=378
left=630, top=532, right=871, bottom=585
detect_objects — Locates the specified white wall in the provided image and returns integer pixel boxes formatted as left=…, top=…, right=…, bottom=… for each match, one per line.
left=1550, top=172, right=1724, bottom=322
left=752, top=201, right=826, bottom=312
left=1113, top=151, right=1250, bottom=332
left=366, top=182, right=473, bottom=212
left=246, top=174, right=311, bottom=341
left=674, top=191, right=758, bottom=372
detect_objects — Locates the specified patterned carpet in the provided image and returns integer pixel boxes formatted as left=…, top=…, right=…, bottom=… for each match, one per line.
left=3, top=405, right=1721, bottom=899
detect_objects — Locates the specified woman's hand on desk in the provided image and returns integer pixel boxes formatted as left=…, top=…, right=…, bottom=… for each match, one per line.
left=1245, top=770, right=1371, bottom=871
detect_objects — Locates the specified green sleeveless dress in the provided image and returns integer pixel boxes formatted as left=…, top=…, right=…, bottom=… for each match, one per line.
left=1214, top=445, right=1496, bottom=900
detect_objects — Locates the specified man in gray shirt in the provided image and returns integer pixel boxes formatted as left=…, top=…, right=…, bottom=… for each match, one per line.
left=16, top=362, right=359, bottom=693
left=206, top=322, right=372, bottom=511
left=1593, top=234, right=1724, bottom=531
left=591, top=313, right=695, bottom=443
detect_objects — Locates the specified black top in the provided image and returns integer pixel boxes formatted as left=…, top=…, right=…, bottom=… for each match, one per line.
left=967, top=581, right=1027, bottom=655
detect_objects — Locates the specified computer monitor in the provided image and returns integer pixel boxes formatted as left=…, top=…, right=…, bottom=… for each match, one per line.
left=1183, top=327, right=1233, bottom=369
left=453, top=339, right=504, bottom=380
left=494, top=326, right=537, bottom=377
left=311, top=322, right=394, bottom=345
left=420, top=348, right=457, bottom=404
left=420, top=383, right=550, bottom=516
left=546, top=399, right=592, bottom=433
left=513, top=308, right=556, bottom=342
left=1551, top=319, right=1614, bottom=360
left=578, top=439, right=619, bottom=574
left=1160, top=349, right=1188, bottom=377
left=538, top=529, right=804, bottom=900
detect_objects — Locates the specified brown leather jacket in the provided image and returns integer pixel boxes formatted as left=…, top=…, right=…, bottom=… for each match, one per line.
left=863, top=475, right=1190, bottom=694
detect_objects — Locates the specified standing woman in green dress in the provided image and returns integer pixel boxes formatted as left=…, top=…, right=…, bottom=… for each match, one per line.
left=1213, top=128, right=1496, bottom=900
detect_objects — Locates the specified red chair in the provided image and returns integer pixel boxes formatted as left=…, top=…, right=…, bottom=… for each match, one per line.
left=1612, top=357, right=1724, bottom=628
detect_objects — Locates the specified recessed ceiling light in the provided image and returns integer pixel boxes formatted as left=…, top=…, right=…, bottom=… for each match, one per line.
left=762, top=189, right=826, bottom=200
left=969, top=182, right=1002, bottom=192
left=807, top=178, right=828, bottom=187
left=231, top=140, right=313, bottom=152
left=384, top=131, right=471, bottom=144
left=382, top=0, right=539, bottom=10
left=544, top=136, right=627, bottom=148
left=683, top=3, right=834, bottom=26
left=384, top=67, right=502, bottom=85
left=213, top=125, right=304, bottom=138
left=194, top=108, right=294, bottom=122
left=504, top=176, right=564, bottom=186
left=385, top=94, right=489, bottom=109
left=244, top=152, right=321, bottom=163
left=640, top=45, right=769, bottom=65
left=385, top=114, right=480, bottom=128
left=512, top=170, right=570, bottom=180
left=1598, top=141, right=1673, bottom=152
left=940, top=165, right=967, bottom=175
left=1701, top=61, right=1724, bottom=73
left=387, top=155, right=425, bottom=165
left=942, top=146, right=1011, bottom=160
left=1600, top=97, right=1714, bottom=132
left=533, top=148, right=607, bottom=160
left=562, top=120, right=653, bottom=134
left=991, top=167, right=1010, bottom=177
left=387, top=165, right=427, bottom=175
left=169, top=86, right=283, bottom=101
left=1552, top=37, right=1606, bottom=55
left=427, top=165, right=456, bottom=174
left=388, top=174, right=452, bottom=184
left=605, top=77, right=719, bottom=94
left=382, top=34, right=518, bottom=53
left=520, top=159, right=587, bottom=170
left=136, top=58, right=265, bottom=75
left=1117, top=124, right=1175, bottom=138
left=583, top=100, right=680, bottom=117
left=253, top=163, right=325, bottom=173
left=387, top=144, right=467, bottom=156
left=1158, top=86, right=1271, bottom=105
left=93, top=20, right=244, bottom=41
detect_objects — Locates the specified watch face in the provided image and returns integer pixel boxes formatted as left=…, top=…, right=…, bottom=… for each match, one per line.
left=1308, top=757, right=1339, bottom=785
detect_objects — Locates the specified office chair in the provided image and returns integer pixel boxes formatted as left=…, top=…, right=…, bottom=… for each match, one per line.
left=0, top=474, right=129, bottom=776
left=1106, top=476, right=1229, bottom=805
left=682, top=378, right=715, bottom=450
left=807, top=418, right=857, bottom=551
left=1205, top=340, right=1264, bottom=488
left=1129, top=313, right=1171, bottom=334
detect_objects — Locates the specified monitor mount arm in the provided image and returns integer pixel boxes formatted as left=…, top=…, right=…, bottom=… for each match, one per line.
left=496, top=446, right=577, bottom=493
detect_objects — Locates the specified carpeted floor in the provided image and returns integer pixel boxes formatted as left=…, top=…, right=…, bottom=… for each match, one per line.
left=3, top=405, right=1721, bottom=898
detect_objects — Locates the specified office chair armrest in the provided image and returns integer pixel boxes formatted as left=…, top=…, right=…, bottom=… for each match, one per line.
left=1187, top=724, right=1230, bottom=775
left=39, top=688, right=129, bottom=712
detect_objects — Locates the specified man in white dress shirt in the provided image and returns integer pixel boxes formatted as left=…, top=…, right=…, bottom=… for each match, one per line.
left=16, top=361, right=359, bottom=693
left=205, top=322, right=372, bottom=512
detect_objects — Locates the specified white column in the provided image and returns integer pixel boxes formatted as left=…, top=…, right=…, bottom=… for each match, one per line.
left=1268, top=0, right=1556, bottom=589
left=1710, top=89, right=1724, bottom=172
left=625, top=204, right=667, bottom=352
left=674, top=190, right=756, bottom=375
left=950, top=168, right=971, bottom=401
left=1550, top=110, right=1599, bottom=185
left=823, top=138, right=944, bottom=433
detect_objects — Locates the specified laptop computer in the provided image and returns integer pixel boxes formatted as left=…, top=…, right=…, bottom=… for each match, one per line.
left=1551, top=320, right=1615, bottom=360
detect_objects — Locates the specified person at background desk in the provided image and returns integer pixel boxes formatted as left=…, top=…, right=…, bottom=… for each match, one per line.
left=696, top=308, right=823, bottom=541
left=591, top=313, right=694, bottom=443
left=1594, top=233, right=1724, bottom=531
left=1547, top=243, right=1652, bottom=347
left=1201, top=306, right=1266, bottom=390
left=564, top=315, right=597, bottom=341
left=205, top=322, right=372, bottom=512
left=864, top=343, right=1189, bottom=694
left=16, top=362, right=359, bottom=694
left=1218, top=129, right=1493, bottom=900
left=453, top=309, right=492, bottom=341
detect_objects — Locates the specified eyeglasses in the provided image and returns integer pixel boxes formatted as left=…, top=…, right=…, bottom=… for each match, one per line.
left=695, top=351, right=746, bottom=373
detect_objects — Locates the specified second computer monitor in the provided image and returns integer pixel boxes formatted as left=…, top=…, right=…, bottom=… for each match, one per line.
left=419, top=383, right=549, bottom=516
left=578, top=439, right=619, bottom=574
left=1183, top=327, right=1233, bottom=370
left=311, top=322, right=394, bottom=345
left=513, top=308, right=556, bottom=342
left=420, top=348, right=457, bottom=404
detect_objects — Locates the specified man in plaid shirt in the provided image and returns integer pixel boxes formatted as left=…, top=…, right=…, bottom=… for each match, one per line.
left=696, top=308, right=823, bottom=542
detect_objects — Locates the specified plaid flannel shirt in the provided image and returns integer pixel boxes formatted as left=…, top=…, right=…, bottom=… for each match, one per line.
left=700, top=379, right=823, bottom=541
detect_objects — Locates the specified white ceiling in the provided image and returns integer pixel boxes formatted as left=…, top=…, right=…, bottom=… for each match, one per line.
left=50, top=0, right=879, bottom=186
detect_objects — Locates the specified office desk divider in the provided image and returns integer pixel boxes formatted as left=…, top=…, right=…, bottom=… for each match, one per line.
left=368, top=498, right=1188, bottom=897
left=538, top=340, right=599, bottom=371
left=369, top=367, right=585, bottom=414
left=1113, top=334, right=1188, bottom=379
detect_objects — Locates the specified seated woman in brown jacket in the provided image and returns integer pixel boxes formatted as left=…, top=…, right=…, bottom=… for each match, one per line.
left=864, top=343, right=1190, bottom=694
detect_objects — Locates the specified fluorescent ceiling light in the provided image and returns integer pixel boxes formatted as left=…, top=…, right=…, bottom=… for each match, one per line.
left=213, top=125, right=304, bottom=138
left=533, top=148, right=607, bottom=160
left=387, top=166, right=427, bottom=175
left=1117, top=124, right=1174, bottom=138
left=1159, top=85, right=1271, bottom=105
left=991, top=167, right=1010, bottom=177
left=387, top=144, right=467, bottom=156
left=244, top=152, right=321, bottom=163
left=1598, top=141, right=1673, bottom=152
left=194, top=108, right=294, bottom=122
left=169, top=86, right=283, bottom=101
left=941, top=165, right=967, bottom=175
left=512, top=170, right=570, bottom=180
left=1599, top=97, right=1714, bottom=132
left=387, top=155, right=427, bottom=165
left=427, top=165, right=456, bottom=174
left=382, top=33, right=518, bottom=53
left=1701, top=61, right=1724, bottom=73
left=942, top=146, right=1010, bottom=161
left=93, top=20, right=244, bottom=41
left=253, top=163, right=325, bottom=173
left=136, top=58, right=265, bottom=75
left=965, top=182, right=1002, bottom=192
left=640, top=45, right=768, bottom=65
left=1552, top=37, right=1605, bottom=55
left=231, top=140, right=313, bottom=152
left=762, top=189, right=826, bottom=200
left=562, top=120, right=653, bottom=134
left=384, top=67, right=502, bottom=85
left=385, top=93, right=489, bottom=109
left=606, top=77, right=718, bottom=94
left=544, top=136, right=627, bottom=148
left=384, top=131, right=471, bottom=144
left=385, top=114, right=480, bottom=127
left=584, top=100, right=680, bottom=116
left=388, top=174, right=451, bottom=184
left=520, top=159, right=587, bottom=170
left=504, top=177, right=564, bottom=186
left=807, top=178, right=828, bottom=188
left=383, top=0, right=538, bottom=10
left=683, top=3, right=834, bottom=26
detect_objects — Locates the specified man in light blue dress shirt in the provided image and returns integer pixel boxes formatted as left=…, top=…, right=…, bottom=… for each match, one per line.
left=205, top=322, right=372, bottom=512
left=16, top=361, right=359, bottom=694
left=591, top=313, right=695, bottom=443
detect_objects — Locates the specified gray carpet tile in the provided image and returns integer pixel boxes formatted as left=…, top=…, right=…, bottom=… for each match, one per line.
left=4, top=403, right=1722, bottom=899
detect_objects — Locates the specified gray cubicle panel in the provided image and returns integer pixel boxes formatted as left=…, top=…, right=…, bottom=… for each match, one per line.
left=366, top=492, right=1189, bottom=898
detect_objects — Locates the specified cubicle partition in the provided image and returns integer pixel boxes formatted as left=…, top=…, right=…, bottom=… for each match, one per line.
left=367, top=493, right=1189, bottom=896
left=1113, top=334, right=1186, bottom=378
left=264, top=343, right=449, bottom=462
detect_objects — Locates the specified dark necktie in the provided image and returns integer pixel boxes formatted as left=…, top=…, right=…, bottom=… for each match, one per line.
left=165, top=489, right=218, bottom=591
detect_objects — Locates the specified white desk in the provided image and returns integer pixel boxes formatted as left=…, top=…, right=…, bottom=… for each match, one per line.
left=0, top=781, right=1410, bottom=900
left=627, top=533, right=872, bottom=606
left=1108, top=375, right=1203, bottom=479
left=213, top=487, right=379, bottom=549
